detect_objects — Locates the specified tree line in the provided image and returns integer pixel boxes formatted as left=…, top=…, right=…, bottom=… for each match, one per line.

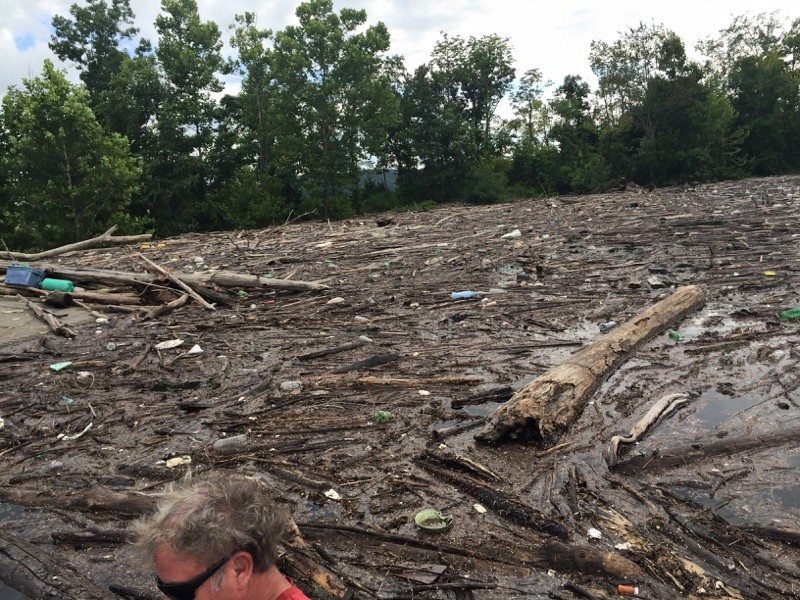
left=1, top=0, right=798, bottom=250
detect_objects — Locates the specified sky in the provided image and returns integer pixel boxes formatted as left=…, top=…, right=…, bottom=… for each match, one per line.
left=1, top=0, right=798, bottom=104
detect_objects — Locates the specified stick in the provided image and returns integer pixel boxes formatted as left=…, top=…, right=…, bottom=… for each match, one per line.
left=476, top=285, right=705, bottom=446
left=0, top=225, right=152, bottom=261
left=606, top=392, right=690, bottom=465
left=0, top=283, right=142, bottom=305
left=142, top=293, right=189, bottom=320
left=16, top=294, right=77, bottom=338
left=136, top=252, right=215, bottom=310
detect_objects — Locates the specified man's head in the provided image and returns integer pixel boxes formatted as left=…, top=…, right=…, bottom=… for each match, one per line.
left=131, top=473, right=291, bottom=600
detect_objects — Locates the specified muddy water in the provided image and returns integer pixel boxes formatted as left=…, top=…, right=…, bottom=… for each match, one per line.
left=0, top=582, right=28, bottom=600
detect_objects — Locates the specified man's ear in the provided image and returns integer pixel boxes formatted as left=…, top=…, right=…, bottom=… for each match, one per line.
left=230, top=551, right=254, bottom=590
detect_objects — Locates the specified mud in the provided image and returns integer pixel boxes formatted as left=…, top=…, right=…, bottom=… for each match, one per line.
left=1, top=175, right=799, bottom=599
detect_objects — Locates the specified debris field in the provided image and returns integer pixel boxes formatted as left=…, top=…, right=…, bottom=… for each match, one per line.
left=1, top=175, right=799, bottom=600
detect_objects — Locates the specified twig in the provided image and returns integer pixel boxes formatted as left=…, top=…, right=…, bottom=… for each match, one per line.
left=135, top=252, right=215, bottom=310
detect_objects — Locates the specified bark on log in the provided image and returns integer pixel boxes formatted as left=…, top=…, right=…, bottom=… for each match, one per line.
left=612, top=425, right=800, bottom=475
left=136, top=252, right=215, bottom=310
left=0, top=261, right=329, bottom=292
left=539, top=539, right=643, bottom=579
left=142, top=293, right=189, bottom=320
left=476, top=285, right=705, bottom=445
left=0, top=225, right=151, bottom=261
left=0, top=282, right=142, bottom=305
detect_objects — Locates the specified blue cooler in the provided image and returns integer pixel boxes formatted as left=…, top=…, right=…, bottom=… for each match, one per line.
left=4, top=265, right=46, bottom=288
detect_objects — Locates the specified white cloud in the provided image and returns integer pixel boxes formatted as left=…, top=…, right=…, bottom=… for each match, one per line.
left=1, top=0, right=797, bottom=101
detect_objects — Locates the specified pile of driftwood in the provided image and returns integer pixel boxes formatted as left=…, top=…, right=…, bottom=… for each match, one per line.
left=0, top=225, right=329, bottom=334
left=0, top=176, right=799, bottom=600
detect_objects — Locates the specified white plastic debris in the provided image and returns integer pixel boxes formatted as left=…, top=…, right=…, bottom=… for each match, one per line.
left=194, top=256, right=205, bottom=265
left=77, top=371, right=92, bottom=379
left=187, top=344, right=204, bottom=355
left=359, top=335, right=373, bottom=342
left=316, top=241, right=333, bottom=248
left=95, top=317, right=109, bottom=324
left=353, top=316, right=369, bottom=322
left=165, top=455, right=192, bottom=468
left=473, top=503, right=487, bottom=514
left=327, top=297, right=345, bottom=304
left=155, top=339, right=184, bottom=350
left=418, top=390, right=430, bottom=396
left=280, top=380, right=302, bottom=391
left=0, top=417, right=4, bottom=430
left=587, top=528, right=603, bottom=540
left=501, top=229, right=522, bottom=239
left=324, top=488, right=342, bottom=500
left=614, top=542, right=632, bottom=551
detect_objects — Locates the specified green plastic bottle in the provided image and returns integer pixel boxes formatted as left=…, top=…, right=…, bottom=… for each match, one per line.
left=41, top=278, right=75, bottom=293
left=780, top=307, right=800, bottom=321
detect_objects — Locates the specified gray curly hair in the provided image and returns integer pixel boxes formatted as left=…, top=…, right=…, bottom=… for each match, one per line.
left=131, top=473, right=292, bottom=571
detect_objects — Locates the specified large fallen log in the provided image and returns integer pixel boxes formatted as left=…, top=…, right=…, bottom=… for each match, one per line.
left=0, top=225, right=151, bottom=261
left=0, top=261, right=329, bottom=292
left=0, top=282, right=142, bottom=305
left=476, top=285, right=705, bottom=445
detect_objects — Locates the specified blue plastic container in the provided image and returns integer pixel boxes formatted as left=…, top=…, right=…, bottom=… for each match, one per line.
left=4, top=265, right=46, bottom=288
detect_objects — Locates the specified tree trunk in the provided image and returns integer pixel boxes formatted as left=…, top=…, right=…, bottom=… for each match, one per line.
left=476, top=285, right=705, bottom=446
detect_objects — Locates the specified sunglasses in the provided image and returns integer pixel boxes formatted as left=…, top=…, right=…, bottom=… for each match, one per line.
left=156, top=555, right=230, bottom=600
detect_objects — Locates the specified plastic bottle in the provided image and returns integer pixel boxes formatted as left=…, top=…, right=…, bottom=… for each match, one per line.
left=41, top=278, right=75, bottom=293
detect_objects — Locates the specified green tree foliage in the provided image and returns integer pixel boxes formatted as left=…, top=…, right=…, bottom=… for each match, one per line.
left=0, top=61, right=141, bottom=249
left=1, top=3, right=799, bottom=251
left=270, top=0, right=400, bottom=218
left=146, top=0, right=225, bottom=232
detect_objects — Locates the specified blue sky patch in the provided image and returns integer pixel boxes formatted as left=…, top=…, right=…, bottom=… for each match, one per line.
left=14, top=32, right=35, bottom=52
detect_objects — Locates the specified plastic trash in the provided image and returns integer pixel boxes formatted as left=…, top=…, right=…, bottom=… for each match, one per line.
left=237, top=290, right=249, bottom=299
left=4, top=265, right=45, bottom=288
left=418, top=390, right=430, bottom=396
left=354, top=315, right=369, bottom=322
left=617, top=584, right=639, bottom=596
left=324, top=488, right=342, bottom=500
left=587, top=528, right=602, bottom=539
left=41, top=278, right=75, bottom=293
left=327, top=297, right=345, bottom=304
left=451, top=291, right=478, bottom=300
left=599, top=320, right=617, bottom=333
left=780, top=307, right=800, bottom=321
left=473, top=503, right=487, bottom=514
left=414, top=509, right=453, bottom=532
left=187, top=344, right=203, bottom=355
left=0, top=417, right=5, bottom=429
left=764, top=270, right=776, bottom=277
left=373, top=410, right=393, bottom=423
left=501, top=229, right=521, bottom=239
left=667, top=330, right=684, bottom=342
left=280, top=380, right=302, bottom=391
left=50, top=361, right=73, bottom=372
left=155, top=339, right=184, bottom=350
left=165, top=455, right=192, bottom=468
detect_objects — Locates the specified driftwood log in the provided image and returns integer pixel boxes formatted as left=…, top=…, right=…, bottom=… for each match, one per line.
left=0, top=261, right=329, bottom=293
left=612, top=425, right=800, bottom=474
left=476, top=285, right=705, bottom=445
left=0, top=225, right=151, bottom=261
left=16, top=294, right=77, bottom=338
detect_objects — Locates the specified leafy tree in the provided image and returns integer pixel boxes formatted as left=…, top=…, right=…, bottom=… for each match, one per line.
left=271, top=0, right=400, bottom=218
left=0, top=61, right=141, bottom=249
left=145, top=0, right=225, bottom=232
left=50, top=0, right=138, bottom=128
left=510, top=68, right=552, bottom=144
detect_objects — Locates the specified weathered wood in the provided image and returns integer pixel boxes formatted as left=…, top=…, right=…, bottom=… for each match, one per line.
left=0, top=261, right=329, bottom=292
left=612, top=425, right=800, bottom=475
left=0, top=532, right=118, bottom=599
left=0, top=282, right=142, bottom=305
left=17, top=294, right=77, bottom=338
left=1, top=225, right=151, bottom=261
left=540, top=539, right=643, bottom=580
left=136, top=252, right=216, bottom=310
left=142, top=293, right=189, bottom=320
left=476, top=285, right=705, bottom=445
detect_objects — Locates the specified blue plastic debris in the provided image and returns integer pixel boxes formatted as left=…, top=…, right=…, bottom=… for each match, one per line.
left=450, top=291, right=478, bottom=300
